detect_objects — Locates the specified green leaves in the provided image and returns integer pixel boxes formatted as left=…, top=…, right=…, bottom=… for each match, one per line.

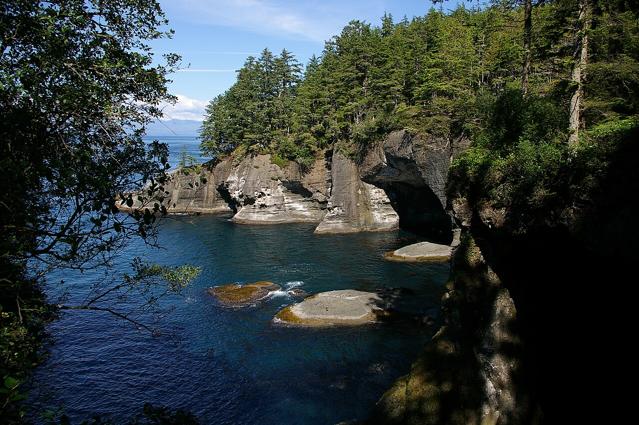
left=125, top=259, right=202, bottom=292
left=199, top=48, right=303, bottom=159
left=1, top=3, right=178, bottom=417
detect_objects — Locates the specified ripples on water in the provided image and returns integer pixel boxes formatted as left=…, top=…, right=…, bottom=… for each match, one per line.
left=27, top=166, right=450, bottom=425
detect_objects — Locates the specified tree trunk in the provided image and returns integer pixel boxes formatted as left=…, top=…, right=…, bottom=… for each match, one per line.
left=569, top=0, right=592, bottom=145
left=522, top=0, right=533, bottom=96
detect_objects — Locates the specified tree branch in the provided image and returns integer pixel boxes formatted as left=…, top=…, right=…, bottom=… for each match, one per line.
left=58, top=305, right=157, bottom=334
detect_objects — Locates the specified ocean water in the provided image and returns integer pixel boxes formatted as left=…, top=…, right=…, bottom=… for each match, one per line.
left=143, top=135, right=210, bottom=169
left=26, top=139, right=450, bottom=424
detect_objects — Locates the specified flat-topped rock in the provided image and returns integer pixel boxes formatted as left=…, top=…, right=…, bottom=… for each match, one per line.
left=274, top=290, right=383, bottom=327
left=208, top=281, right=280, bottom=307
left=384, top=241, right=452, bottom=263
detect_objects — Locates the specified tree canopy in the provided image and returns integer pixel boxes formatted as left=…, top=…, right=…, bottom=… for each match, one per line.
left=200, top=1, right=638, bottom=167
left=1, top=1, right=183, bottom=420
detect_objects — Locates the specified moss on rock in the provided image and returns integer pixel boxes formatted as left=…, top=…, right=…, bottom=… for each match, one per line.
left=208, top=281, right=279, bottom=306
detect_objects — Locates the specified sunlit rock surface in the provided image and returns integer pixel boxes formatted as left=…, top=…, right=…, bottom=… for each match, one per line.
left=314, top=152, right=399, bottom=234
left=384, top=241, right=453, bottom=263
left=274, top=290, right=383, bottom=327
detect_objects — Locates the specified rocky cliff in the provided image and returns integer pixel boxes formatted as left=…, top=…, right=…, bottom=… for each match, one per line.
left=221, top=154, right=328, bottom=224
left=360, top=130, right=469, bottom=242
left=121, top=129, right=473, bottom=238
left=370, top=130, right=638, bottom=424
left=314, top=152, right=398, bottom=234
left=128, top=149, right=402, bottom=234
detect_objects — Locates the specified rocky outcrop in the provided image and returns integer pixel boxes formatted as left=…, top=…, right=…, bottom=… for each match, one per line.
left=121, top=130, right=467, bottom=236
left=315, top=152, right=399, bottom=234
left=360, top=130, right=453, bottom=208
left=117, top=161, right=234, bottom=214
left=208, top=281, right=280, bottom=307
left=372, top=234, right=524, bottom=425
left=274, top=290, right=383, bottom=327
left=222, top=154, right=328, bottom=224
left=383, top=241, right=453, bottom=263
left=162, top=166, right=233, bottom=214
left=359, top=130, right=469, bottom=241
left=123, top=149, right=405, bottom=234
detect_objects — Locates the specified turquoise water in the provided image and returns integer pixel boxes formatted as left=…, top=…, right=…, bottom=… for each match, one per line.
left=26, top=137, right=450, bottom=424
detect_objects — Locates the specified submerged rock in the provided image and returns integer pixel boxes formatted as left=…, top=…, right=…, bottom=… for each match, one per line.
left=274, top=289, right=383, bottom=327
left=288, top=288, right=308, bottom=298
left=384, top=241, right=453, bottom=263
left=208, top=281, right=280, bottom=307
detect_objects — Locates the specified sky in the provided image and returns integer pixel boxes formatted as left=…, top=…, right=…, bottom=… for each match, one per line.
left=154, top=0, right=467, bottom=122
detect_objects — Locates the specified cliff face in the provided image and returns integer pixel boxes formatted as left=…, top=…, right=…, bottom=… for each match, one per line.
left=371, top=132, right=639, bottom=424
left=360, top=130, right=469, bottom=242
left=221, top=154, right=328, bottom=224
left=314, top=152, right=398, bottom=234
left=140, top=150, right=400, bottom=234
left=159, top=162, right=233, bottom=214
left=371, top=233, right=527, bottom=425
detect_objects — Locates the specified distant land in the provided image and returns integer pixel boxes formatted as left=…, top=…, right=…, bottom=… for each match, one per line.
left=145, top=119, right=202, bottom=137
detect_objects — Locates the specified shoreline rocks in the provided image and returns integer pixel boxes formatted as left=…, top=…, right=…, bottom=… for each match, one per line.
left=274, top=290, right=383, bottom=327
left=208, top=281, right=280, bottom=307
left=314, top=152, right=399, bottom=234
left=384, top=241, right=453, bottom=263
left=119, top=150, right=404, bottom=234
left=224, top=154, right=329, bottom=225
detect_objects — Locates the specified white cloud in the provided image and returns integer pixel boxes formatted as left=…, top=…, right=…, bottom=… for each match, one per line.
left=165, top=0, right=349, bottom=42
left=160, top=94, right=208, bottom=121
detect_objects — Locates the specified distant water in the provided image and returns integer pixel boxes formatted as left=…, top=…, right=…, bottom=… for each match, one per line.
left=143, top=135, right=209, bottom=169
left=25, top=140, right=450, bottom=424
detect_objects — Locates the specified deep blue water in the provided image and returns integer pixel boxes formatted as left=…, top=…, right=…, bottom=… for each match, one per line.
left=26, top=137, right=450, bottom=424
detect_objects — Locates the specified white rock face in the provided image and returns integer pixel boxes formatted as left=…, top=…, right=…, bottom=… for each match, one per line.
left=221, top=154, right=328, bottom=224
left=314, top=152, right=399, bottom=234
left=122, top=150, right=402, bottom=233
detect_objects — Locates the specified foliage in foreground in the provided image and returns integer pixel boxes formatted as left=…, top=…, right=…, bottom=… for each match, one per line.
left=0, top=0, right=190, bottom=421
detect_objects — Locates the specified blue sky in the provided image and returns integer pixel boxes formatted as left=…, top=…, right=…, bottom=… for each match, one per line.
left=154, top=0, right=465, bottom=121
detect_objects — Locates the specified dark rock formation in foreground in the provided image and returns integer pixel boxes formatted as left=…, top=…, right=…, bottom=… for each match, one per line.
left=369, top=134, right=639, bottom=424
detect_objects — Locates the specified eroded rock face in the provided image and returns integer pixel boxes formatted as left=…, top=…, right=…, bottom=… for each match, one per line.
left=314, top=152, right=399, bottom=234
left=359, top=130, right=467, bottom=241
left=360, top=130, right=453, bottom=208
left=126, top=150, right=401, bottom=231
left=124, top=134, right=470, bottom=234
left=222, top=154, right=328, bottom=224
left=274, top=289, right=383, bottom=327
left=208, top=281, right=280, bottom=307
left=118, top=161, right=235, bottom=214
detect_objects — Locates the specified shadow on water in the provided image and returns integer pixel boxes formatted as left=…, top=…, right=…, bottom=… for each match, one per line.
left=362, top=133, right=639, bottom=424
